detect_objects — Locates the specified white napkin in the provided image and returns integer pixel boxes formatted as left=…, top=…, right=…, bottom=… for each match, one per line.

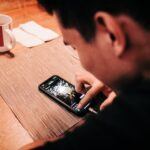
left=13, top=28, right=44, bottom=47
left=19, top=21, right=59, bottom=41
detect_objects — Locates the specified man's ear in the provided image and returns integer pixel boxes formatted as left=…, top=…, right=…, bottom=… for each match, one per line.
left=94, top=12, right=126, bottom=56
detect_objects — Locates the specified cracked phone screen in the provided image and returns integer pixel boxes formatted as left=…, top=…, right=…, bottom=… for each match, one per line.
left=47, top=78, right=81, bottom=106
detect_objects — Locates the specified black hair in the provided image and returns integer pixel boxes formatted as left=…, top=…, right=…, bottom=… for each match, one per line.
left=38, top=0, right=149, bottom=41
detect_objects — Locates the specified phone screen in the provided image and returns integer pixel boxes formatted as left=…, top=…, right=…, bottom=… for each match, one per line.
left=39, top=75, right=86, bottom=114
left=45, top=76, right=83, bottom=105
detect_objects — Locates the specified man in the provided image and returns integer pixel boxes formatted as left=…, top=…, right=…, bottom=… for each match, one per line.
left=22, top=0, right=150, bottom=149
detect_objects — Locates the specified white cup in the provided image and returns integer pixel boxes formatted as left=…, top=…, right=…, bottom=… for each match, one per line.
left=0, top=14, right=16, bottom=53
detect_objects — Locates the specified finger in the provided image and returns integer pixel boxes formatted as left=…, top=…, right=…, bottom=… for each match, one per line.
left=102, top=86, right=113, bottom=97
left=77, top=82, right=103, bottom=109
left=75, top=80, right=85, bottom=93
left=75, top=73, right=90, bottom=93
left=100, top=92, right=116, bottom=111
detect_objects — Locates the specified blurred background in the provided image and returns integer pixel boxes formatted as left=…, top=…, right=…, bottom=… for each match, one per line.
left=0, top=0, right=37, bottom=12
left=0, top=0, right=60, bottom=33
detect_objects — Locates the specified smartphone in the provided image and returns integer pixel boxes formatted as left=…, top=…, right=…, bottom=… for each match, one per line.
left=39, top=75, right=91, bottom=116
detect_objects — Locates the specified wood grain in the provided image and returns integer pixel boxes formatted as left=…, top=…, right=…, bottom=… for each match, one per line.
left=0, top=37, right=83, bottom=141
left=0, top=4, right=83, bottom=149
left=0, top=96, right=33, bottom=150
left=0, top=0, right=37, bottom=12
left=0, top=3, right=43, bottom=150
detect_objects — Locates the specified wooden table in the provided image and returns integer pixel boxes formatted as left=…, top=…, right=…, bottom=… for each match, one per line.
left=0, top=5, right=84, bottom=150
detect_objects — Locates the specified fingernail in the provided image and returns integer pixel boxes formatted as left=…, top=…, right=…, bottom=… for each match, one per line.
left=77, top=104, right=82, bottom=109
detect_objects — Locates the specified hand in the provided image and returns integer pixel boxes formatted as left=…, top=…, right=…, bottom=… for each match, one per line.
left=75, top=71, right=116, bottom=111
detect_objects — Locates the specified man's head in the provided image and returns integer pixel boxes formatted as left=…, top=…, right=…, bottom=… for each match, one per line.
left=38, top=0, right=150, bottom=90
